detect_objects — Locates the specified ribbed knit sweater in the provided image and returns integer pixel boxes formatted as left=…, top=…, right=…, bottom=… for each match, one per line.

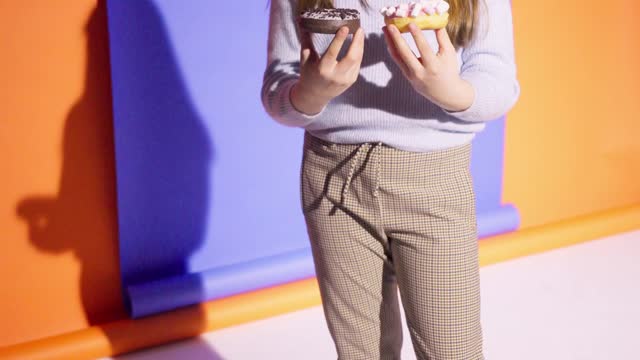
left=262, top=0, right=520, bottom=152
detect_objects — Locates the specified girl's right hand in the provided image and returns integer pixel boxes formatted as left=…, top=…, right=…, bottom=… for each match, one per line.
left=290, top=27, right=365, bottom=115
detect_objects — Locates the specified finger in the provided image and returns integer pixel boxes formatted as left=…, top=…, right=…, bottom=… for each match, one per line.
left=435, top=27, right=455, bottom=55
left=301, top=48, right=312, bottom=66
left=385, top=24, right=423, bottom=76
left=382, top=26, right=410, bottom=76
left=322, top=26, right=349, bottom=63
left=299, top=30, right=317, bottom=64
left=337, top=27, right=365, bottom=71
left=407, top=23, right=436, bottom=65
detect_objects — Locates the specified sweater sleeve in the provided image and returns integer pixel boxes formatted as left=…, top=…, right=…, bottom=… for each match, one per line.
left=443, top=0, right=520, bottom=122
left=261, top=0, right=324, bottom=128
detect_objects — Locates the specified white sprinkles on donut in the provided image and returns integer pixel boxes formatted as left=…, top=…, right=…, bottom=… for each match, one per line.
left=381, top=1, right=450, bottom=18
left=300, top=8, right=360, bottom=21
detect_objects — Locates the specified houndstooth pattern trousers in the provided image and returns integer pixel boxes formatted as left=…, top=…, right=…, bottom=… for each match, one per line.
left=300, top=132, right=484, bottom=360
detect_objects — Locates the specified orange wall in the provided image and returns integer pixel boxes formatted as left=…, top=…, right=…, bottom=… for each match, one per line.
left=504, top=0, right=640, bottom=228
left=1, top=0, right=639, bottom=348
left=0, top=0, right=126, bottom=347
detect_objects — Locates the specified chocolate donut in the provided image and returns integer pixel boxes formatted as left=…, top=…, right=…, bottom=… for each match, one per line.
left=299, top=8, right=361, bottom=34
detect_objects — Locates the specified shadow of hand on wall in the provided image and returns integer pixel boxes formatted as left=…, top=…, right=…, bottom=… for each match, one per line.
left=16, top=1, right=224, bottom=358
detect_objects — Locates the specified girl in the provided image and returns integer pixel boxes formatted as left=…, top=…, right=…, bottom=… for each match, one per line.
left=262, top=0, right=519, bottom=359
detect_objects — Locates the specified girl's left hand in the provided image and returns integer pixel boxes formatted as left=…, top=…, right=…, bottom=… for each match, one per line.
left=383, top=23, right=474, bottom=112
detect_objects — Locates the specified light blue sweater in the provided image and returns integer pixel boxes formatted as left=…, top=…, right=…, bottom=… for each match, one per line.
left=262, top=0, right=520, bottom=152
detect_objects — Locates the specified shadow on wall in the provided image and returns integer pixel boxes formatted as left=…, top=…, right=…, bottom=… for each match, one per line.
left=16, top=0, right=222, bottom=358
left=16, top=0, right=124, bottom=327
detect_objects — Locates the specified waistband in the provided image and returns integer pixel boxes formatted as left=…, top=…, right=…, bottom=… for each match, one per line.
left=303, top=132, right=472, bottom=202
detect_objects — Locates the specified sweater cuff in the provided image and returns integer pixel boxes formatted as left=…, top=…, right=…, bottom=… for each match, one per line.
left=278, top=81, right=325, bottom=127
left=441, top=79, right=482, bottom=122
left=442, top=73, right=501, bottom=122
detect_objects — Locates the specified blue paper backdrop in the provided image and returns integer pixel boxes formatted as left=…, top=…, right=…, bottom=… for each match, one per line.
left=107, top=0, right=519, bottom=318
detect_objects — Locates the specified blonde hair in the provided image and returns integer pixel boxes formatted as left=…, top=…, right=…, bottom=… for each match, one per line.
left=297, top=0, right=480, bottom=49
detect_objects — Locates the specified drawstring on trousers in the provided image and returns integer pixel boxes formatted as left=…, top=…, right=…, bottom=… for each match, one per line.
left=341, top=141, right=383, bottom=201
